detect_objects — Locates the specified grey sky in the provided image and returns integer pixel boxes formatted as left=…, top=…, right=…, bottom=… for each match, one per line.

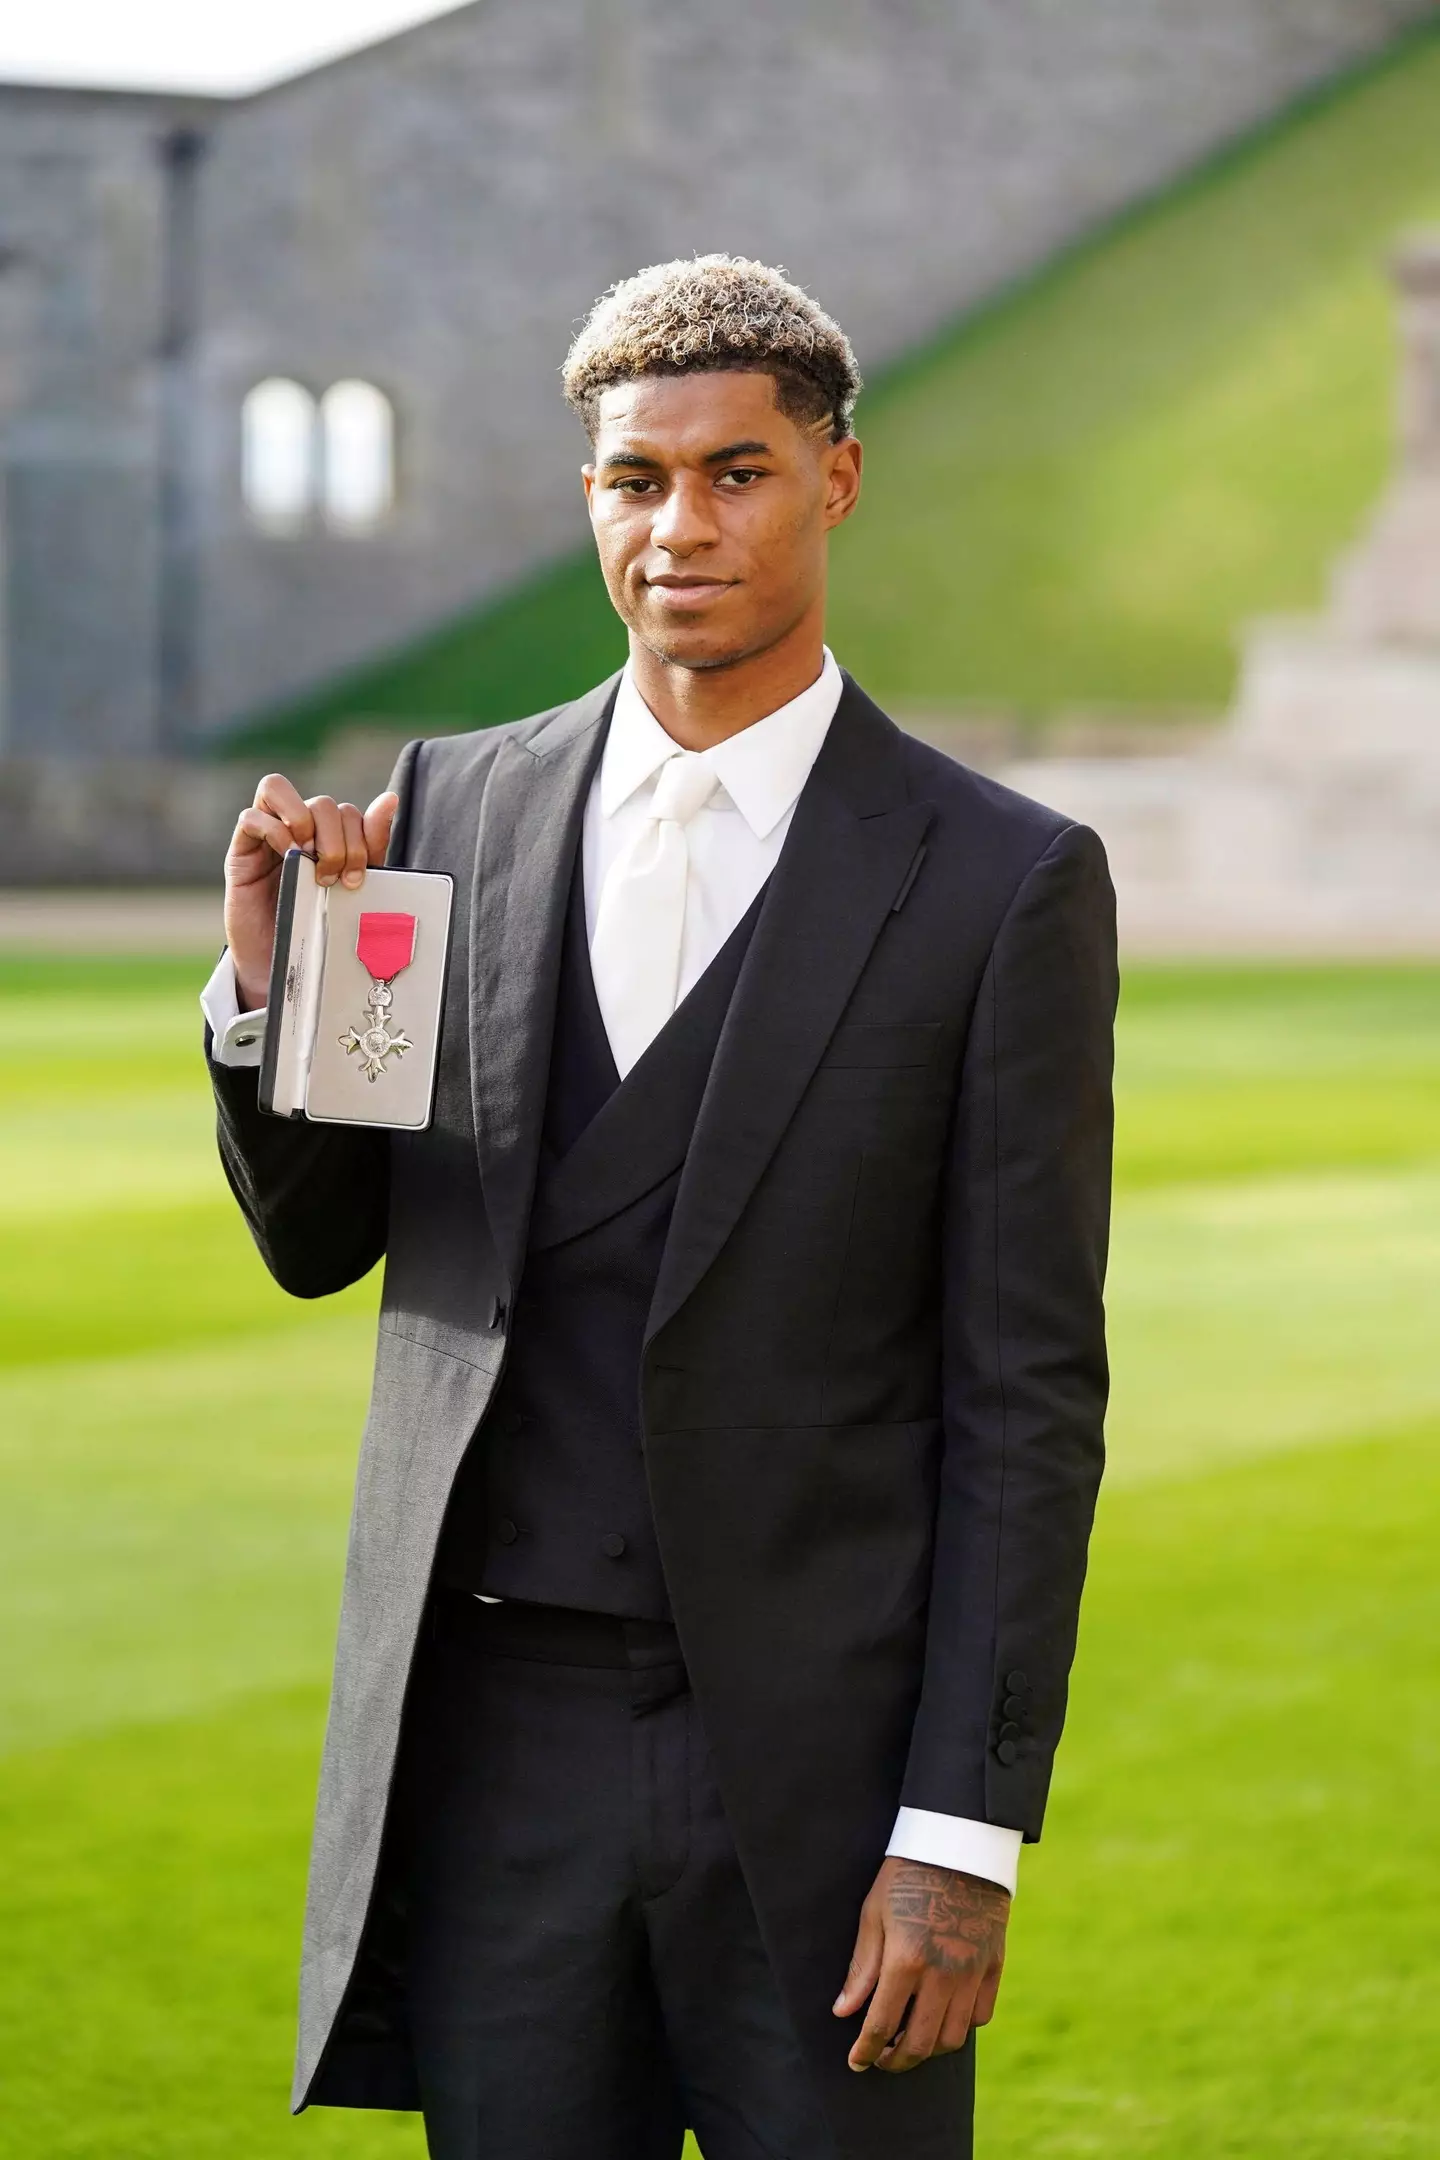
left=0, top=2, right=466, bottom=97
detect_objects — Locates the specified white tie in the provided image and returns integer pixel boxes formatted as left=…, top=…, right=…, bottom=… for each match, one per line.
left=589, top=751, right=721, bottom=1077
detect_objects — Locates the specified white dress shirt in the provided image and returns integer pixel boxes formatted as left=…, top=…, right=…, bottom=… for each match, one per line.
left=202, top=649, right=1022, bottom=1894
left=581, top=653, right=841, bottom=1002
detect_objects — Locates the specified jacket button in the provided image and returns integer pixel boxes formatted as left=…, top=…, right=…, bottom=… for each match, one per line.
left=494, top=1518, right=519, bottom=1546
left=995, top=1739, right=1019, bottom=1767
left=999, top=1721, right=1021, bottom=1743
left=601, top=1533, right=627, bottom=1559
left=1005, top=1669, right=1030, bottom=1694
left=1003, top=1695, right=1027, bottom=1720
left=498, top=1409, right=523, bottom=1434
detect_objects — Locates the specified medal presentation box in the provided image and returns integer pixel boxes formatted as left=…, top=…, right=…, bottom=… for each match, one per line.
left=258, top=850, right=454, bottom=1131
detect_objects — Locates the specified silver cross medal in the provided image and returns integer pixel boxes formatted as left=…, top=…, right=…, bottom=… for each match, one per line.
left=340, top=980, right=413, bottom=1081
left=340, top=911, right=417, bottom=1082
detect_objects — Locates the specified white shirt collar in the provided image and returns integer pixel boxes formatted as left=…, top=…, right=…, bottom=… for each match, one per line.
left=599, top=647, right=844, bottom=839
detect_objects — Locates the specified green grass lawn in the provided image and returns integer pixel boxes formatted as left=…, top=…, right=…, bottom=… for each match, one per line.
left=2, top=955, right=1438, bottom=2157
left=235, top=24, right=1440, bottom=757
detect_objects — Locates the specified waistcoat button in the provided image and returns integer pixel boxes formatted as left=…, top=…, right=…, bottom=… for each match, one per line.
left=600, top=1533, right=627, bottom=1559
left=494, top=1518, right=519, bottom=1546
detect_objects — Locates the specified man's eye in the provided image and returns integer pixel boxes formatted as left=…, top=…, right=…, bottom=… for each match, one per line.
left=615, top=477, right=658, bottom=495
left=719, top=468, right=764, bottom=488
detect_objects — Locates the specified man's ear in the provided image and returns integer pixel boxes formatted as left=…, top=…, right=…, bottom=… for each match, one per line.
left=824, top=436, right=863, bottom=530
left=581, top=463, right=597, bottom=514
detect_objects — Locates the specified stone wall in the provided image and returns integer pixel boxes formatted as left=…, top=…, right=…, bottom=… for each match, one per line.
left=0, top=0, right=1433, bottom=756
left=0, top=723, right=413, bottom=884
left=193, top=0, right=1436, bottom=734
left=0, top=86, right=208, bottom=755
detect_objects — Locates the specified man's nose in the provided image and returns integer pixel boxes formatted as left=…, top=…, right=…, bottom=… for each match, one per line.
left=650, top=476, right=718, bottom=555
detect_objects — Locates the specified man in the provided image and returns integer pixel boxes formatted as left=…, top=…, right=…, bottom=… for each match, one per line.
left=204, top=255, right=1116, bottom=2159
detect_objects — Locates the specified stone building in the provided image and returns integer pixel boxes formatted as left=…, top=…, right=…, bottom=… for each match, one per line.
left=0, top=0, right=1432, bottom=758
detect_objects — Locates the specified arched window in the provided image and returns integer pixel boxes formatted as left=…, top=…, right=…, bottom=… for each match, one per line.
left=320, top=379, right=395, bottom=532
left=241, top=378, right=317, bottom=530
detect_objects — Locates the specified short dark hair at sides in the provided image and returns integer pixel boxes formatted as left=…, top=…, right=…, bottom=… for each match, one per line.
left=562, top=254, right=863, bottom=443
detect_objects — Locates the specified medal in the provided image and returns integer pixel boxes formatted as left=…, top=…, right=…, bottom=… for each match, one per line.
left=340, top=911, right=417, bottom=1081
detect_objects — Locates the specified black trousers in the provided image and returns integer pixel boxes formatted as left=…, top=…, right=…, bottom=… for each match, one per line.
left=395, top=1592, right=843, bottom=2160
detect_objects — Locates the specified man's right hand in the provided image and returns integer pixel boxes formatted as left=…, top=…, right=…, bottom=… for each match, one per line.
left=224, top=773, right=400, bottom=1010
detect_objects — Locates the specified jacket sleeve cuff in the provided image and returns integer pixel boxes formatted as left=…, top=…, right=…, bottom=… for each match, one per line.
left=886, top=1808, right=1022, bottom=1895
left=201, top=950, right=267, bottom=1068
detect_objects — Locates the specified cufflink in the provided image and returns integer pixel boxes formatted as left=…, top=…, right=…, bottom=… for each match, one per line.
left=218, top=1010, right=268, bottom=1066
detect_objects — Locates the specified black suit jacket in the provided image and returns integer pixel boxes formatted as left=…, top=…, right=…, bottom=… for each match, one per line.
left=209, top=671, right=1117, bottom=2152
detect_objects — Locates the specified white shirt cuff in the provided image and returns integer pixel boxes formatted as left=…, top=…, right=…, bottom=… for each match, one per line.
left=201, top=950, right=267, bottom=1068
left=886, top=1809, right=1022, bottom=1896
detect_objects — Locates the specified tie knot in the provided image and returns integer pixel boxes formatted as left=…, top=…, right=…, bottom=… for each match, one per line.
left=650, top=752, right=719, bottom=828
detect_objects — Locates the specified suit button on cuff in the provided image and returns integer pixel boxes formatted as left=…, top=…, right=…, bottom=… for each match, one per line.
left=494, top=1518, right=519, bottom=1546
left=995, top=1739, right=1019, bottom=1767
left=1003, top=1694, right=1027, bottom=1719
left=1005, top=1669, right=1030, bottom=1693
left=999, top=1721, right=1021, bottom=1743
left=601, top=1533, right=627, bottom=1559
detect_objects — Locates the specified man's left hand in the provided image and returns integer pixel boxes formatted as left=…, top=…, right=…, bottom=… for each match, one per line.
left=833, top=1857, right=1010, bottom=2073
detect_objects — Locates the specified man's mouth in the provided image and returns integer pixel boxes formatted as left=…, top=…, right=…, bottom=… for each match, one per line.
left=645, top=574, right=735, bottom=607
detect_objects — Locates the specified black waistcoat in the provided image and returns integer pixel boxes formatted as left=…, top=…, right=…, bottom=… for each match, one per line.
left=435, top=849, right=764, bottom=1620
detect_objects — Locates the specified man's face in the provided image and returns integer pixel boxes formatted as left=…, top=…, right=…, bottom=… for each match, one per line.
left=582, top=370, right=861, bottom=671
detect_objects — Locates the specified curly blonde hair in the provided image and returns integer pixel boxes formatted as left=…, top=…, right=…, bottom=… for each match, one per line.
left=562, top=254, right=862, bottom=441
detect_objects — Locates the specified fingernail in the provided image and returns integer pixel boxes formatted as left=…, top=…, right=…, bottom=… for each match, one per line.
left=317, top=872, right=336, bottom=885
left=343, top=870, right=364, bottom=888
left=832, top=1998, right=845, bottom=2015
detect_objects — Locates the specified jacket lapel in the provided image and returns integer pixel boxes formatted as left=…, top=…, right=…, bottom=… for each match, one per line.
left=646, top=678, right=933, bottom=1344
left=468, top=677, right=617, bottom=1289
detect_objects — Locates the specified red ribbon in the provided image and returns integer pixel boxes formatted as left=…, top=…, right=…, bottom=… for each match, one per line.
left=356, top=911, right=417, bottom=982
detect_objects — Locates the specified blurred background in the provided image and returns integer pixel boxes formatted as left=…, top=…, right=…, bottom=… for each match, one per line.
left=2, top=4, right=1439, bottom=2155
